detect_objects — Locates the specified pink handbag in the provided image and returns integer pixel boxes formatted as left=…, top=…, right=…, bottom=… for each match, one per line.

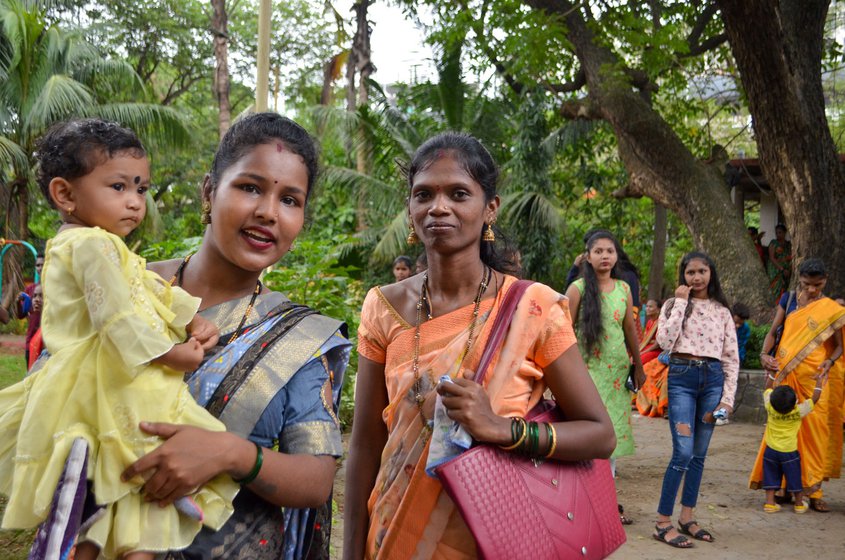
left=435, top=280, right=626, bottom=560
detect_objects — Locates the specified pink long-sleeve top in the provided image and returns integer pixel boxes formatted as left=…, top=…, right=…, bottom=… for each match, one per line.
left=656, top=297, right=739, bottom=407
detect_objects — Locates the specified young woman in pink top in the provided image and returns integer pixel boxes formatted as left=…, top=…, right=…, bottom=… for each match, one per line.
left=652, top=252, right=739, bottom=548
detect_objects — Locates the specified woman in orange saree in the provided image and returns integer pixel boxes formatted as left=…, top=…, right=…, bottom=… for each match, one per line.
left=342, top=133, right=615, bottom=560
left=635, top=299, right=669, bottom=417
left=750, top=259, right=845, bottom=512
left=639, top=299, right=662, bottom=365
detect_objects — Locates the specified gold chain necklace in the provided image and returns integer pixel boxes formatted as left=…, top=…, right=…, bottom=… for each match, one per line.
left=169, top=253, right=262, bottom=344
left=411, top=266, right=491, bottom=429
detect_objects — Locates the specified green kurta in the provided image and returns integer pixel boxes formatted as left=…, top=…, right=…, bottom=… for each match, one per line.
left=573, top=278, right=635, bottom=458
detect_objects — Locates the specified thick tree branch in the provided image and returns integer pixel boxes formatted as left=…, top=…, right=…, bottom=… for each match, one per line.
left=559, top=98, right=602, bottom=120
left=546, top=68, right=586, bottom=93
left=679, top=2, right=728, bottom=58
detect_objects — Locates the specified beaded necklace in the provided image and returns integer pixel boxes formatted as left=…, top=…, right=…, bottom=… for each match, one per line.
left=411, top=265, right=491, bottom=429
left=170, top=253, right=262, bottom=344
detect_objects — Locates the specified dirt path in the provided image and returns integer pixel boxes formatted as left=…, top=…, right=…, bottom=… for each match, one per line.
left=332, top=414, right=845, bottom=559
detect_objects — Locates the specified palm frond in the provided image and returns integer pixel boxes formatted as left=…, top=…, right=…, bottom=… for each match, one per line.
left=541, top=120, right=597, bottom=154
left=0, top=134, right=28, bottom=173
left=24, top=73, right=94, bottom=133
left=371, top=210, right=411, bottom=263
left=84, top=103, right=191, bottom=149
left=501, top=191, right=566, bottom=233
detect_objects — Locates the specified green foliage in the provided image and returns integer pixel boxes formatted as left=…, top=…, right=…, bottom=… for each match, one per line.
left=0, top=352, right=25, bottom=388
left=743, top=322, right=771, bottom=370
left=262, top=233, right=365, bottom=428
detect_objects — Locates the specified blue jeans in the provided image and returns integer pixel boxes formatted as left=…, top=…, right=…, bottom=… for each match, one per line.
left=657, top=359, right=724, bottom=516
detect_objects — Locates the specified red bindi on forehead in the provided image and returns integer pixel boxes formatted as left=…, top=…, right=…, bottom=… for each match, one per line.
left=276, top=143, right=286, bottom=153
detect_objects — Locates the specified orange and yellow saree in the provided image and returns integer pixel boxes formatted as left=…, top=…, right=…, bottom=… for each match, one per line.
left=357, top=276, right=576, bottom=560
left=749, top=297, right=845, bottom=495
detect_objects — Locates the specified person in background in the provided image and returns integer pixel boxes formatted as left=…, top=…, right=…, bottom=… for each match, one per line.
left=748, top=227, right=766, bottom=266
left=565, top=228, right=641, bottom=331
left=415, top=252, right=427, bottom=274
left=26, top=285, right=44, bottom=370
left=640, top=298, right=662, bottom=365
left=767, top=224, right=792, bottom=303
left=15, top=254, right=44, bottom=365
left=732, top=303, right=751, bottom=366
left=566, top=230, right=644, bottom=525
left=391, top=255, right=413, bottom=283
left=653, top=252, right=739, bottom=548
left=759, top=379, right=826, bottom=514
left=751, top=258, right=844, bottom=513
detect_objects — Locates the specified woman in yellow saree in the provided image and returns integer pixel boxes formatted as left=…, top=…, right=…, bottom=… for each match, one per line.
left=750, top=259, right=845, bottom=512
left=342, top=133, right=615, bottom=560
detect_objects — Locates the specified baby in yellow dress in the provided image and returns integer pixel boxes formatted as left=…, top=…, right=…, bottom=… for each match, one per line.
left=0, top=119, right=238, bottom=559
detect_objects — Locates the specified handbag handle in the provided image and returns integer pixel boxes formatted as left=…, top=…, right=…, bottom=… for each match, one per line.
left=472, top=279, right=535, bottom=385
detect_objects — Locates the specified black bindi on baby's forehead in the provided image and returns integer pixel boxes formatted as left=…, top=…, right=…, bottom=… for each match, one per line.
left=134, top=176, right=141, bottom=184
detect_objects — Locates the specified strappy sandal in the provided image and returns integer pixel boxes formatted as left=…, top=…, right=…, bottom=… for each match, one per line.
left=653, top=523, right=693, bottom=548
left=618, top=504, right=633, bottom=525
left=809, top=498, right=830, bottom=513
left=678, top=520, right=715, bottom=542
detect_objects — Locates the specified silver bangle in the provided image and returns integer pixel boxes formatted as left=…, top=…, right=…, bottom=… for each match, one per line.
left=814, top=387, right=822, bottom=392
left=767, top=374, right=776, bottom=381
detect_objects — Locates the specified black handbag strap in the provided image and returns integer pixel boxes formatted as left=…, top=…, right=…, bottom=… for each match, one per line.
left=472, top=279, right=535, bottom=385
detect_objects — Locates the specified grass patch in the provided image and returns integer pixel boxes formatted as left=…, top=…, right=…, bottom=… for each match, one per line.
left=0, top=353, right=33, bottom=559
left=0, top=354, right=25, bottom=389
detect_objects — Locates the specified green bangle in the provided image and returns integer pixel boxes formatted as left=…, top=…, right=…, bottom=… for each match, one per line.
left=234, top=442, right=263, bottom=485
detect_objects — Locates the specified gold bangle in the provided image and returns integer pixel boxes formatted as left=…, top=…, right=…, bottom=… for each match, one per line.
left=544, top=423, right=557, bottom=459
left=500, top=418, right=527, bottom=451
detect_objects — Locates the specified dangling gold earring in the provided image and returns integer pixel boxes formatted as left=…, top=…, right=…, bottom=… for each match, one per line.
left=201, top=200, right=212, bottom=225
left=67, top=207, right=75, bottom=216
left=482, top=220, right=496, bottom=242
left=407, top=222, right=419, bottom=245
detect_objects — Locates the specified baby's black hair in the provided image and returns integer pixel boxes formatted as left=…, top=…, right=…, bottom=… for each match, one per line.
left=770, top=385, right=797, bottom=415
left=35, top=118, right=146, bottom=208
left=732, top=302, right=751, bottom=320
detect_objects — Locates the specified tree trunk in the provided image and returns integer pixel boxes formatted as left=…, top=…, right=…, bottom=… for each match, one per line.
left=717, top=0, right=845, bottom=298
left=524, top=0, right=769, bottom=310
left=348, top=0, right=374, bottom=230
left=649, top=203, right=667, bottom=300
left=211, top=0, right=231, bottom=138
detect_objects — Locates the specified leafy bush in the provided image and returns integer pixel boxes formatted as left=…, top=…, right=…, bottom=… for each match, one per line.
left=743, top=322, right=771, bottom=369
left=263, top=233, right=365, bottom=429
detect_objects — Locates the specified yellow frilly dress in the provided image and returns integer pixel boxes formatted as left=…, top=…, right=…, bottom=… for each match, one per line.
left=0, top=227, right=238, bottom=558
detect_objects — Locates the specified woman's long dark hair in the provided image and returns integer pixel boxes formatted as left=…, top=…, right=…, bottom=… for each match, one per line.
left=406, top=132, right=519, bottom=275
left=665, top=251, right=730, bottom=326
left=579, top=231, right=622, bottom=357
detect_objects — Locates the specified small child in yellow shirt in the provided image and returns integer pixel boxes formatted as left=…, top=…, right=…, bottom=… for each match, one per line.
left=761, top=374, right=825, bottom=513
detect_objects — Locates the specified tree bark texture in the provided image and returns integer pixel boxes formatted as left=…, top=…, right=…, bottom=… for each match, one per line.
left=211, top=0, right=231, bottom=138
left=348, top=0, right=375, bottom=230
left=718, top=0, right=845, bottom=298
left=524, top=0, right=770, bottom=309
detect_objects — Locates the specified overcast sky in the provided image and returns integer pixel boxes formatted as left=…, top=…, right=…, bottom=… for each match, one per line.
left=344, top=1, right=435, bottom=85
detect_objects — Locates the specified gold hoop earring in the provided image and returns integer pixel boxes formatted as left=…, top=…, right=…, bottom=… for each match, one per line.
left=201, top=201, right=212, bottom=225
left=407, top=222, right=419, bottom=245
left=482, top=221, right=496, bottom=242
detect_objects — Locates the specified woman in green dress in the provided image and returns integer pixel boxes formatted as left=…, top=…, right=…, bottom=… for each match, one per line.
left=566, top=231, right=645, bottom=523
left=767, top=223, right=792, bottom=303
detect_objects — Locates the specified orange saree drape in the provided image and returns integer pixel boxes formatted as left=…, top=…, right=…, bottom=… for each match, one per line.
left=749, top=298, right=845, bottom=495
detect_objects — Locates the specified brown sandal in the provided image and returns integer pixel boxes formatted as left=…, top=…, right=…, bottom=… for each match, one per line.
left=809, top=498, right=830, bottom=513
